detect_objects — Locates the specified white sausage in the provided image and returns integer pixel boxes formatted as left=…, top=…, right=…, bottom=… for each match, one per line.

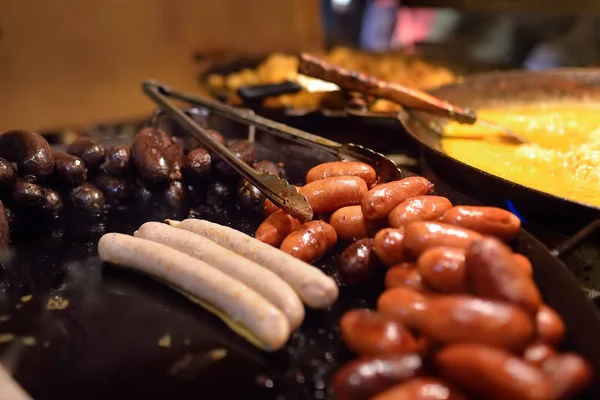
left=134, top=222, right=305, bottom=329
left=98, top=233, right=291, bottom=351
left=167, top=219, right=339, bottom=309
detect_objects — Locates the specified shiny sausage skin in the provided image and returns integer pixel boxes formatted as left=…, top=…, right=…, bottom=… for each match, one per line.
left=372, top=378, right=466, bottom=400
left=185, top=148, right=212, bottom=180
left=340, top=309, right=418, bottom=356
left=377, top=287, right=429, bottom=327
left=66, top=137, right=106, bottom=171
left=237, top=180, right=264, bottom=211
left=305, top=161, right=377, bottom=186
left=436, top=344, right=552, bottom=400
left=41, top=188, right=63, bottom=215
left=384, top=264, right=427, bottom=292
left=300, top=176, right=368, bottom=214
left=329, top=205, right=371, bottom=242
left=131, top=128, right=172, bottom=185
left=164, top=142, right=185, bottom=181
left=0, top=200, right=9, bottom=249
left=100, top=145, right=131, bottom=176
left=388, top=196, right=452, bottom=228
left=12, top=179, right=45, bottom=207
left=332, top=353, right=425, bottom=400
left=361, top=177, right=434, bottom=221
left=404, top=222, right=483, bottom=258
left=280, top=220, right=337, bottom=263
left=513, top=253, right=533, bottom=276
left=255, top=210, right=301, bottom=247
left=94, top=174, right=132, bottom=202
left=442, top=206, right=521, bottom=242
left=535, top=304, right=565, bottom=345
left=542, top=353, right=593, bottom=399
left=337, top=238, right=379, bottom=285
left=374, top=228, right=406, bottom=267
left=523, top=342, right=556, bottom=367
left=69, top=183, right=105, bottom=215
left=0, top=157, right=17, bottom=191
left=0, top=130, right=55, bottom=179
left=466, top=237, right=541, bottom=313
left=52, top=152, right=86, bottom=187
left=417, top=247, right=466, bottom=293
left=162, top=180, right=187, bottom=208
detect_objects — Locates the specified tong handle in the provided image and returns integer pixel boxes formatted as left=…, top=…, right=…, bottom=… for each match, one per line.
left=298, top=53, right=477, bottom=125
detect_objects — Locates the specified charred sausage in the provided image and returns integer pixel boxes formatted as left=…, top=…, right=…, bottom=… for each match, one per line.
left=0, top=130, right=54, bottom=179
left=69, top=183, right=105, bottom=214
left=12, top=179, right=45, bottom=207
left=0, top=157, right=17, bottom=191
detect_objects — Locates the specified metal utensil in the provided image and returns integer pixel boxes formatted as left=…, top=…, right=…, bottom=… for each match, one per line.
left=144, top=80, right=403, bottom=183
left=142, top=81, right=313, bottom=222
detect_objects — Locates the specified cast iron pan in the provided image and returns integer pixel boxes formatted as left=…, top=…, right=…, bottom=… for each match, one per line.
left=1, top=124, right=599, bottom=399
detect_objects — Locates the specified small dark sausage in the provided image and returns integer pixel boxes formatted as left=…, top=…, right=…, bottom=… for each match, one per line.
left=442, top=206, right=521, bottom=242
left=466, top=237, right=541, bottom=313
left=403, top=222, right=483, bottom=258
left=535, top=304, right=565, bottom=345
left=280, top=220, right=337, bottom=263
left=0, top=157, right=17, bottom=191
left=41, top=188, right=64, bottom=215
left=94, top=174, right=132, bottom=202
left=164, top=142, right=185, bottom=181
left=0, top=200, right=9, bottom=249
left=361, top=177, right=434, bottom=221
left=337, top=238, right=380, bottom=285
left=255, top=160, right=286, bottom=179
left=162, top=180, right=187, bottom=208
left=13, top=179, right=45, bottom=207
left=215, top=139, right=256, bottom=176
left=542, top=353, right=593, bottom=399
left=69, top=183, right=105, bottom=214
left=340, top=309, right=419, bottom=356
left=331, top=353, right=425, bottom=400
left=388, top=195, right=453, bottom=228
left=417, top=247, right=467, bottom=293
left=329, top=205, right=371, bottom=242
left=384, top=264, right=427, bottom=292
left=373, top=228, right=406, bottom=267
left=100, top=145, right=131, bottom=176
left=372, top=378, right=467, bottom=400
left=0, top=130, right=55, bottom=179
left=184, top=147, right=212, bottom=180
left=255, top=210, right=302, bottom=247
left=131, top=128, right=172, bottom=185
left=523, top=342, right=556, bottom=367
left=300, top=176, right=368, bottom=214
left=66, top=137, right=105, bottom=171
left=52, top=152, right=86, bottom=187
left=237, top=180, right=264, bottom=211
left=306, top=161, right=377, bottom=186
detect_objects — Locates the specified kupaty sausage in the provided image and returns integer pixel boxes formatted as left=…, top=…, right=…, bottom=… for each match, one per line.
left=374, top=228, right=406, bottom=267
left=523, top=342, right=556, bottom=367
left=436, top=344, right=552, bottom=400
left=417, top=247, right=466, bottom=293
left=337, top=238, right=379, bottom=285
left=94, top=174, right=132, bottom=203
left=12, top=179, right=45, bottom=207
left=542, top=353, right=593, bottom=399
left=0, top=157, right=17, bottom=191
left=329, top=205, right=371, bottom=242
left=100, top=145, right=131, bottom=176
left=384, top=264, right=427, bottom=292
left=0, top=200, right=9, bottom=249
left=185, top=147, right=212, bottom=180
left=280, top=220, right=337, bottom=263
left=41, top=188, right=63, bottom=215
left=255, top=210, right=301, bottom=247
left=52, top=152, right=86, bottom=187
left=306, top=161, right=377, bottom=186
left=466, top=237, right=541, bottom=313
left=299, top=176, right=368, bottom=214
left=377, top=287, right=429, bottom=327
left=66, top=136, right=106, bottom=171
left=69, top=183, right=105, bottom=215
left=442, top=206, right=521, bottom=242
left=535, top=304, right=565, bottom=345
left=388, top=195, right=453, bottom=228
left=372, top=378, right=466, bottom=400
left=131, top=127, right=173, bottom=185
left=403, top=221, right=483, bottom=258
left=0, top=130, right=55, bottom=179
left=361, top=176, right=434, bottom=221
left=164, top=142, right=185, bottom=181
left=513, top=253, right=533, bottom=276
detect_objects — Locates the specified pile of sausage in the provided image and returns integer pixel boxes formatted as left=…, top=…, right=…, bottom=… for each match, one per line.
left=253, top=161, right=592, bottom=400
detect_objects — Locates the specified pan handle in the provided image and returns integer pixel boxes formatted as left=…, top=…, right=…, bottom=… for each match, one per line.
left=551, top=219, right=600, bottom=259
left=237, top=81, right=302, bottom=104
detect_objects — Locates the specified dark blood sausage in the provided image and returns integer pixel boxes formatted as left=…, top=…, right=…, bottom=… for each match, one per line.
left=361, top=177, right=434, bottom=221
left=337, top=238, right=380, bottom=285
left=69, top=183, right=105, bottom=214
left=237, top=180, right=264, bottom=211
left=52, top=152, right=86, bottom=187
left=94, top=174, right=132, bottom=202
left=215, top=139, right=256, bottom=176
left=100, top=145, right=131, bottom=176
left=164, top=142, right=185, bottom=181
left=255, top=160, right=286, bottom=179
left=185, top=147, right=212, bottom=180
left=12, top=179, right=45, bottom=207
left=41, top=188, right=64, bottom=215
left=162, top=180, right=187, bottom=208
left=0, top=130, right=55, bottom=179
left=0, top=200, right=9, bottom=249
left=0, top=157, right=17, bottom=191
left=66, top=136, right=106, bottom=171
left=131, top=128, right=173, bottom=185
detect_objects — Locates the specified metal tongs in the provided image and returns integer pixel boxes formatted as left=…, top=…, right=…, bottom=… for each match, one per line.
left=142, top=80, right=403, bottom=222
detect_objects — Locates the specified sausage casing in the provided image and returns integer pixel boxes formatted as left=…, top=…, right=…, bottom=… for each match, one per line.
left=329, top=205, right=371, bottom=242
left=305, top=161, right=377, bottom=186
left=66, top=136, right=106, bottom=171
left=0, top=157, right=17, bottom=191
left=372, top=378, right=466, bottom=400
left=0, top=200, right=9, bottom=249
left=0, top=130, right=55, bottom=179
left=417, top=247, right=466, bottom=293
left=131, top=128, right=172, bottom=185
left=403, top=222, right=483, bottom=258
left=52, top=152, right=87, bottom=187
left=384, top=264, right=427, bottom=292
left=255, top=210, right=301, bottom=247
left=442, top=206, right=521, bottom=242
left=388, top=195, right=453, bottom=228
left=361, top=177, right=434, bottom=221
left=373, top=228, right=406, bottom=267
left=100, top=145, right=131, bottom=176
left=535, top=304, right=565, bottom=345
left=542, top=353, right=593, bottom=399
left=280, top=220, right=337, bottom=263
left=300, top=176, right=368, bottom=214
left=337, top=238, right=379, bottom=286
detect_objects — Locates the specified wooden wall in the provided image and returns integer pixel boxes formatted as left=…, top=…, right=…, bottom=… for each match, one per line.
left=0, top=0, right=324, bottom=132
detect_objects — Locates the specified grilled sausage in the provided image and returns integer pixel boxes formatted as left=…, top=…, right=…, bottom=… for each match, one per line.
left=442, top=206, right=521, bottom=242
left=134, top=222, right=304, bottom=329
left=131, top=128, right=172, bottom=185
left=436, top=344, right=552, bottom=400
left=0, top=157, right=17, bottom=191
left=100, top=145, right=131, bottom=176
left=162, top=180, right=187, bottom=208
left=98, top=233, right=291, bottom=350
left=337, top=238, right=379, bottom=286
left=373, top=228, right=406, bottom=267
left=542, top=353, right=593, bottom=399
left=523, top=342, right=556, bottom=367
left=263, top=198, right=280, bottom=216
left=164, top=142, right=185, bottom=181
left=12, top=179, right=45, bottom=207
left=168, top=219, right=339, bottom=308
left=66, top=137, right=105, bottom=171
left=384, top=264, right=427, bottom=292
left=388, top=195, right=453, bottom=228
left=69, top=183, right=105, bottom=214
left=376, top=287, right=429, bottom=327
left=329, top=205, right=371, bottom=242
left=185, top=147, right=212, bottom=180
left=513, top=253, right=533, bottom=276
left=361, top=177, right=434, bottom=221
left=535, top=304, right=565, bottom=345
left=255, top=160, right=286, bottom=180
left=403, top=222, right=483, bottom=258
left=466, top=237, right=541, bottom=313
left=300, top=176, right=368, bottom=214
left=280, top=220, right=337, bottom=263
left=305, top=161, right=377, bottom=186
left=417, top=247, right=466, bottom=293
left=94, top=174, right=132, bottom=202
left=255, top=210, right=302, bottom=247
left=0, top=200, right=9, bottom=249
left=372, top=378, right=466, bottom=400
left=237, top=180, right=264, bottom=212
left=41, top=188, right=63, bottom=215
left=0, top=130, right=54, bottom=179
left=52, top=152, right=86, bottom=187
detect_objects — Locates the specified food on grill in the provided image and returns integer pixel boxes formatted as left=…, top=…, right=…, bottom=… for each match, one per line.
left=66, top=136, right=106, bottom=172
left=0, top=130, right=55, bottom=179
left=0, top=200, right=9, bottom=249
left=279, top=220, right=337, bottom=263
left=99, top=145, right=131, bottom=176
left=52, top=152, right=87, bottom=187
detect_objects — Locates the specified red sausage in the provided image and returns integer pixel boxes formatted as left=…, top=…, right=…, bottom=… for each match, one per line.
left=361, top=177, right=434, bottom=221
left=306, top=161, right=377, bottom=186
left=255, top=210, right=302, bottom=247
left=388, top=195, right=453, bottom=228
left=280, top=220, right=337, bottom=263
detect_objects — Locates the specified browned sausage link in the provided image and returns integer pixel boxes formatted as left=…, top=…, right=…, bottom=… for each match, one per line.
left=0, top=200, right=9, bottom=249
left=374, top=228, right=406, bottom=267
left=442, top=205, right=521, bottom=242
left=131, top=128, right=173, bottom=185
left=12, top=179, right=45, bottom=207
left=377, top=287, right=429, bottom=327
left=384, top=264, right=428, bottom=292
left=331, top=353, right=425, bottom=400
left=52, top=152, right=86, bottom=187
left=0, top=130, right=55, bottom=179
left=337, top=238, right=380, bottom=286
left=436, top=344, right=552, bottom=400
left=280, top=220, right=337, bottom=263
left=403, top=222, right=483, bottom=258
left=388, top=195, right=453, bottom=228
left=340, top=309, right=419, bottom=356
left=523, top=342, right=556, bottom=367
left=361, top=177, right=434, bottom=221
left=535, top=304, right=565, bottom=345
left=66, top=136, right=106, bottom=171
left=100, top=145, right=131, bottom=176
left=466, top=237, right=541, bottom=313
left=372, top=378, right=467, bottom=400
left=164, top=142, right=185, bottom=181
left=300, top=176, right=368, bottom=214
left=513, top=253, right=533, bottom=276
left=541, top=353, right=593, bottom=399
left=69, top=183, right=105, bottom=215
left=329, top=205, right=372, bottom=242
left=185, top=147, right=212, bottom=180
left=306, top=161, right=377, bottom=186
left=94, top=174, right=132, bottom=202
left=417, top=247, right=467, bottom=293
left=0, top=157, right=17, bottom=191
left=255, top=210, right=301, bottom=247
left=41, top=187, right=63, bottom=215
